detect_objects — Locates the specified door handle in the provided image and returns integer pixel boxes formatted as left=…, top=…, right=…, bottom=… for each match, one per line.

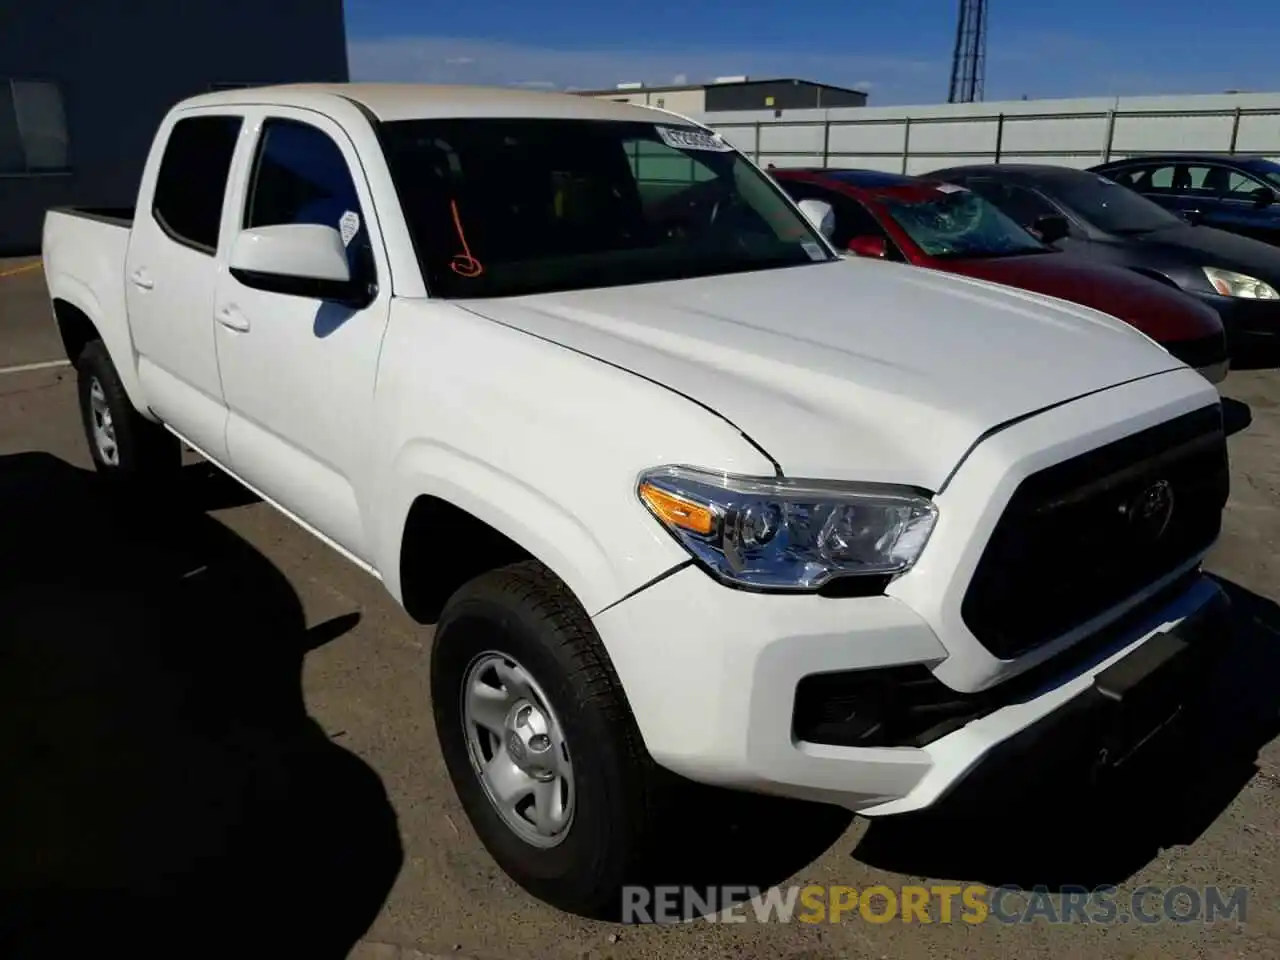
left=216, top=304, right=250, bottom=333
left=130, top=268, right=154, bottom=290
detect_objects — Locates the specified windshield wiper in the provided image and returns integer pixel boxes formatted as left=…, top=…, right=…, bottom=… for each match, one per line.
left=1109, top=224, right=1172, bottom=236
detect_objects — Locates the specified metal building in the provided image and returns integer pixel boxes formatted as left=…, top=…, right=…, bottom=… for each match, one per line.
left=578, top=77, right=868, bottom=116
left=1, top=0, right=349, bottom=253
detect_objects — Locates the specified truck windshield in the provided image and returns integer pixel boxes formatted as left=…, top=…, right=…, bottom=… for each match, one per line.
left=879, top=189, right=1047, bottom=259
left=379, top=117, right=833, bottom=298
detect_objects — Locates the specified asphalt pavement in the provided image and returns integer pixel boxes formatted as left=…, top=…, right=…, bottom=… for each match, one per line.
left=2, top=258, right=1278, bottom=960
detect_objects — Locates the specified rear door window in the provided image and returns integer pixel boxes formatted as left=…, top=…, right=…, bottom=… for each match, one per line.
left=151, top=115, right=243, bottom=254
left=1141, top=165, right=1176, bottom=192
left=1109, top=165, right=1158, bottom=190
left=1180, top=165, right=1228, bottom=200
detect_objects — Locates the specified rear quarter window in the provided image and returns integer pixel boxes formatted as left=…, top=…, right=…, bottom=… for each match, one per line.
left=151, top=114, right=242, bottom=254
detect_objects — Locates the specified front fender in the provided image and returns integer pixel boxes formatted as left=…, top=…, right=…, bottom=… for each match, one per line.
left=367, top=297, right=781, bottom=619
left=375, top=438, right=688, bottom=617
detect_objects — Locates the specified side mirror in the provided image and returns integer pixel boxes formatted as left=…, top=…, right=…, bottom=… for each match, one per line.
left=230, top=223, right=351, bottom=282
left=796, top=198, right=835, bottom=239
left=229, top=223, right=369, bottom=305
left=846, top=235, right=887, bottom=259
left=1030, top=213, right=1069, bottom=245
left=1251, top=186, right=1275, bottom=209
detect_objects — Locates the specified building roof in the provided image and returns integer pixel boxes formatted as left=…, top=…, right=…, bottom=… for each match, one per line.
left=182, top=81, right=677, bottom=124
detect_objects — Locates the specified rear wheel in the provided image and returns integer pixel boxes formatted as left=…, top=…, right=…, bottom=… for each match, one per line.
left=75, top=339, right=180, bottom=484
left=431, top=560, right=662, bottom=918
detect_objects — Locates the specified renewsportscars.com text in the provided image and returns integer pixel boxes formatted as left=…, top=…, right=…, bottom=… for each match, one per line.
left=622, top=883, right=1249, bottom=925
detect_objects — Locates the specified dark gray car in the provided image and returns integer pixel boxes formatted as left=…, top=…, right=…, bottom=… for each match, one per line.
left=924, top=163, right=1280, bottom=344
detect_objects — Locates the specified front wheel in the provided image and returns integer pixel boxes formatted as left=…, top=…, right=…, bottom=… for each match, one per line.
left=431, top=560, right=661, bottom=918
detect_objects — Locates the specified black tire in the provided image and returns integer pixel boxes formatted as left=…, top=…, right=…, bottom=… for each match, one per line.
left=75, top=339, right=180, bottom=484
left=431, top=560, right=662, bottom=919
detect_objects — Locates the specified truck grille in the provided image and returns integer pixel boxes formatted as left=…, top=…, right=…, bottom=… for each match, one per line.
left=961, top=405, right=1229, bottom=660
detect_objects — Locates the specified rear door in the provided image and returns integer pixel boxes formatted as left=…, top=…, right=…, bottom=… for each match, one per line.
left=1122, top=161, right=1226, bottom=225
left=212, top=107, right=392, bottom=564
left=124, top=110, right=244, bottom=460
left=1105, top=162, right=1168, bottom=206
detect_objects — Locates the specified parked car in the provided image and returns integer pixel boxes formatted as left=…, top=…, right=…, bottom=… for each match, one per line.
left=773, top=168, right=1227, bottom=383
left=924, top=163, right=1280, bottom=345
left=43, top=84, right=1231, bottom=919
left=1090, top=154, right=1280, bottom=246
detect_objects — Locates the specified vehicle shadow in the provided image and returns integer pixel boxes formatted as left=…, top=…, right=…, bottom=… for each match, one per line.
left=174, top=457, right=263, bottom=509
left=1222, top=397, right=1253, bottom=438
left=851, top=575, right=1280, bottom=893
left=634, top=782, right=855, bottom=921
left=0, top=451, right=403, bottom=959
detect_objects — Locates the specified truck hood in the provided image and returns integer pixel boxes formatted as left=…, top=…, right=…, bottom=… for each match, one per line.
left=458, top=258, right=1185, bottom=490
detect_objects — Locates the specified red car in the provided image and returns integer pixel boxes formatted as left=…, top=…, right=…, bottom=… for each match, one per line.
left=773, top=168, right=1228, bottom=383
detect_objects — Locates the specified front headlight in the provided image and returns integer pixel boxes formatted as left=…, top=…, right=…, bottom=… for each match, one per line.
left=637, top=466, right=938, bottom=592
left=1203, top=266, right=1279, bottom=300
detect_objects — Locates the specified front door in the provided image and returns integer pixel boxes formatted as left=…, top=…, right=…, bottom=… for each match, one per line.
left=212, top=108, right=392, bottom=564
left=124, top=111, right=244, bottom=461
left=1211, top=168, right=1280, bottom=245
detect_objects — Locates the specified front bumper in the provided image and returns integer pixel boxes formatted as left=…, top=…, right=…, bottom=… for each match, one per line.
left=594, top=563, right=1225, bottom=815
left=930, top=579, right=1229, bottom=810
left=1161, top=332, right=1229, bottom=384
left=1196, top=359, right=1230, bottom=384
left=1196, top=291, right=1280, bottom=340
left=593, top=365, right=1226, bottom=814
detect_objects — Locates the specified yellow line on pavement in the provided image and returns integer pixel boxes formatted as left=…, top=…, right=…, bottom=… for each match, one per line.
left=0, top=261, right=40, bottom=279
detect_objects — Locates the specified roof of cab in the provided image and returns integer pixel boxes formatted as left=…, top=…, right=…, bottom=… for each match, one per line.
left=178, top=82, right=684, bottom=125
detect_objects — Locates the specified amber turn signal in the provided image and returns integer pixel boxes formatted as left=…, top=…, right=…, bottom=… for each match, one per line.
left=638, top=481, right=716, bottom=536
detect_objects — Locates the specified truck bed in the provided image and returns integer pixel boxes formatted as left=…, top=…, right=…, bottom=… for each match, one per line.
left=48, top=205, right=135, bottom=229
left=42, top=205, right=135, bottom=369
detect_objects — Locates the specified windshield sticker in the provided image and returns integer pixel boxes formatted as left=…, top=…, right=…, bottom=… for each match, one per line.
left=448, top=199, right=484, bottom=278
left=655, top=125, right=733, bottom=153
left=935, top=183, right=967, bottom=194
left=801, top=241, right=826, bottom=261
left=339, top=210, right=361, bottom=246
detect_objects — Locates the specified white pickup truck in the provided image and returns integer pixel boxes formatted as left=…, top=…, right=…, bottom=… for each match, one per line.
left=43, top=83, right=1231, bottom=918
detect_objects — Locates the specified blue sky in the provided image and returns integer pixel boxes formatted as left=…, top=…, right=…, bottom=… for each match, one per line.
left=344, top=0, right=1279, bottom=106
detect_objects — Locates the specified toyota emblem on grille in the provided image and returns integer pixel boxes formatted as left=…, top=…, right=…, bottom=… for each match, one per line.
left=1123, top=480, right=1175, bottom=540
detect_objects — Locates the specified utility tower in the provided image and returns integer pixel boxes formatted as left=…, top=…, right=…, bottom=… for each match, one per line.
left=948, top=0, right=988, bottom=103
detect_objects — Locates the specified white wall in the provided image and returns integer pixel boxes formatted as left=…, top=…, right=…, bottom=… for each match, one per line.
left=695, top=91, right=1280, bottom=173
